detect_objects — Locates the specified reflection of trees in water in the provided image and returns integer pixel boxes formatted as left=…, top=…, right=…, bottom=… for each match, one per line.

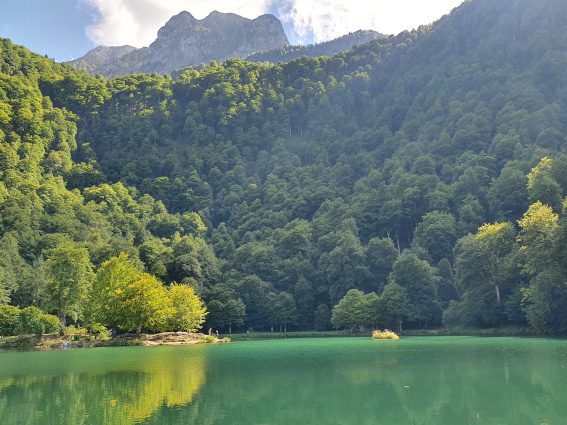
left=0, top=347, right=206, bottom=424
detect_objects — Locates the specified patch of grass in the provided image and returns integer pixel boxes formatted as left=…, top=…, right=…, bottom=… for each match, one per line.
left=1, top=335, right=41, bottom=348
left=103, top=338, right=142, bottom=347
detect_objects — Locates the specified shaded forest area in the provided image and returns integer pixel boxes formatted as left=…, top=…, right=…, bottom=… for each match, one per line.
left=1, top=0, right=567, bottom=334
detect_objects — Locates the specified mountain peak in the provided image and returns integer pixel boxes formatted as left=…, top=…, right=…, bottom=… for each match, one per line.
left=70, top=11, right=289, bottom=77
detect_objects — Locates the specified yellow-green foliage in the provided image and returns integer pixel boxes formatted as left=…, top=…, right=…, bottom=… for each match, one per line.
left=64, top=325, right=88, bottom=337
left=166, top=283, right=207, bottom=332
left=41, top=314, right=61, bottom=334
left=372, top=329, right=400, bottom=340
left=527, top=157, right=553, bottom=190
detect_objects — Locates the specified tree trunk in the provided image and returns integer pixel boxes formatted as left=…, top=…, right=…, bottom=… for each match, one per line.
left=284, top=323, right=287, bottom=333
left=495, top=284, right=502, bottom=327
left=58, top=311, right=66, bottom=335
left=229, top=324, right=232, bottom=334
left=136, top=324, right=142, bottom=335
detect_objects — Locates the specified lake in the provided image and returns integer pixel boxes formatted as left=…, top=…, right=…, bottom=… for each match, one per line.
left=0, top=336, right=566, bottom=424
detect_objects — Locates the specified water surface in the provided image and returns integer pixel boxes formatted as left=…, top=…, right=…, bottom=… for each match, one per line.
left=1, top=336, right=566, bottom=424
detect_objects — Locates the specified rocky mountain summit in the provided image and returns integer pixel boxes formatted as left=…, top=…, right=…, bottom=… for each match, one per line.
left=69, top=11, right=289, bottom=77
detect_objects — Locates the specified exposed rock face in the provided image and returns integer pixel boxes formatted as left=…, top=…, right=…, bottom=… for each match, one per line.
left=70, top=11, right=289, bottom=77
left=67, top=46, right=137, bottom=73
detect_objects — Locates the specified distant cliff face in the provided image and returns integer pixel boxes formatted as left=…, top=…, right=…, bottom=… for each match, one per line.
left=69, top=11, right=289, bottom=77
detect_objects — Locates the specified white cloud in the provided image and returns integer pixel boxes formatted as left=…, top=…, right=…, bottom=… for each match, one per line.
left=82, top=0, right=272, bottom=47
left=82, top=0, right=463, bottom=48
left=279, top=0, right=464, bottom=43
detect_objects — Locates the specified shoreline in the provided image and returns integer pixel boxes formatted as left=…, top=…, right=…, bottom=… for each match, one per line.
left=0, top=327, right=551, bottom=350
left=0, top=331, right=230, bottom=349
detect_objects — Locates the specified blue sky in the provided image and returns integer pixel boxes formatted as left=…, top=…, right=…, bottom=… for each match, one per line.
left=1, top=0, right=463, bottom=63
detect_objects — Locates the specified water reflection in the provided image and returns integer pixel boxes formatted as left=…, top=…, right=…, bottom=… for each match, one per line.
left=0, top=346, right=206, bottom=424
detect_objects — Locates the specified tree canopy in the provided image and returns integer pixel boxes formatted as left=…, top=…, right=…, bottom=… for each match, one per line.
left=1, top=0, right=567, bottom=334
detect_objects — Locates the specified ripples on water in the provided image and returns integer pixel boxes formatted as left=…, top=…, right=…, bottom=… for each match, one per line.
left=0, top=337, right=566, bottom=424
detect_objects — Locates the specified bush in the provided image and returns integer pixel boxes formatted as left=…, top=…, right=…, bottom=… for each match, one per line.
left=64, top=325, right=87, bottom=337
left=205, top=335, right=216, bottom=343
left=372, top=329, right=400, bottom=340
left=42, top=314, right=61, bottom=334
left=85, top=323, right=112, bottom=340
left=17, top=306, right=45, bottom=336
left=0, top=305, right=21, bottom=336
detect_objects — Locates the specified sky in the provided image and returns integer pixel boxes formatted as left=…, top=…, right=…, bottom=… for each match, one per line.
left=1, top=0, right=464, bottom=63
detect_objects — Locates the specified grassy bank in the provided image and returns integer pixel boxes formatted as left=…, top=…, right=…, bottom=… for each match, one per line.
left=228, top=330, right=359, bottom=339
left=401, top=327, right=538, bottom=337
left=0, top=331, right=229, bottom=349
left=0, top=327, right=545, bottom=349
left=228, top=327, right=541, bottom=340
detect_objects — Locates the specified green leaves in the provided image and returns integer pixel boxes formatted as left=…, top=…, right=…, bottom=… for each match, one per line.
left=167, top=283, right=207, bottom=332
left=3, top=0, right=567, bottom=336
left=45, top=241, right=94, bottom=331
left=88, top=253, right=208, bottom=334
left=331, top=289, right=378, bottom=331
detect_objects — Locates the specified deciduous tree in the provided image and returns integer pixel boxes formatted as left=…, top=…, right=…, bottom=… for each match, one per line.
left=45, top=242, right=94, bottom=332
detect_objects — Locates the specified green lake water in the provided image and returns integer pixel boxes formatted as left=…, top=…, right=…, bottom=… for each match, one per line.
left=1, top=336, right=566, bottom=424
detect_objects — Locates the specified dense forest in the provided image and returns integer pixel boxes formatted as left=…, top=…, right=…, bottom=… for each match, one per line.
left=245, top=30, right=386, bottom=64
left=1, top=0, right=567, bottom=335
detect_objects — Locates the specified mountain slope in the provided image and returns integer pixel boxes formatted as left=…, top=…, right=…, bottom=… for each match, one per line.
left=3, top=0, right=567, bottom=333
left=68, top=45, right=137, bottom=73
left=246, top=30, right=387, bottom=63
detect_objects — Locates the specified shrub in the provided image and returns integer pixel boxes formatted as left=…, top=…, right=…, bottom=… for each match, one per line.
left=85, top=323, right=111, bottom=340
left=64, top=325, right=87, bottom=337
left=17, top=306, right=45, bottom=336
left=0, top=305, right=21, bottom=336
left=42, top=314, right=61, bottom=334
left=205, top=335, right=216, bottom=343
left=372, top=329, right=400, bottom=340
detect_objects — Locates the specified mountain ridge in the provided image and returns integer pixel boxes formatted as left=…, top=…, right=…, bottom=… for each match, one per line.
left=68, top=11, right=289, bottom=77
left=68, top=45, right=137, bottom=73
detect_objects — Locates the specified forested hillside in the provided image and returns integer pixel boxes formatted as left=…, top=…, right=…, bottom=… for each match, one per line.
left=245, top=30, right=386, bottom=64
left=1, top=0, right=567, bottom=334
